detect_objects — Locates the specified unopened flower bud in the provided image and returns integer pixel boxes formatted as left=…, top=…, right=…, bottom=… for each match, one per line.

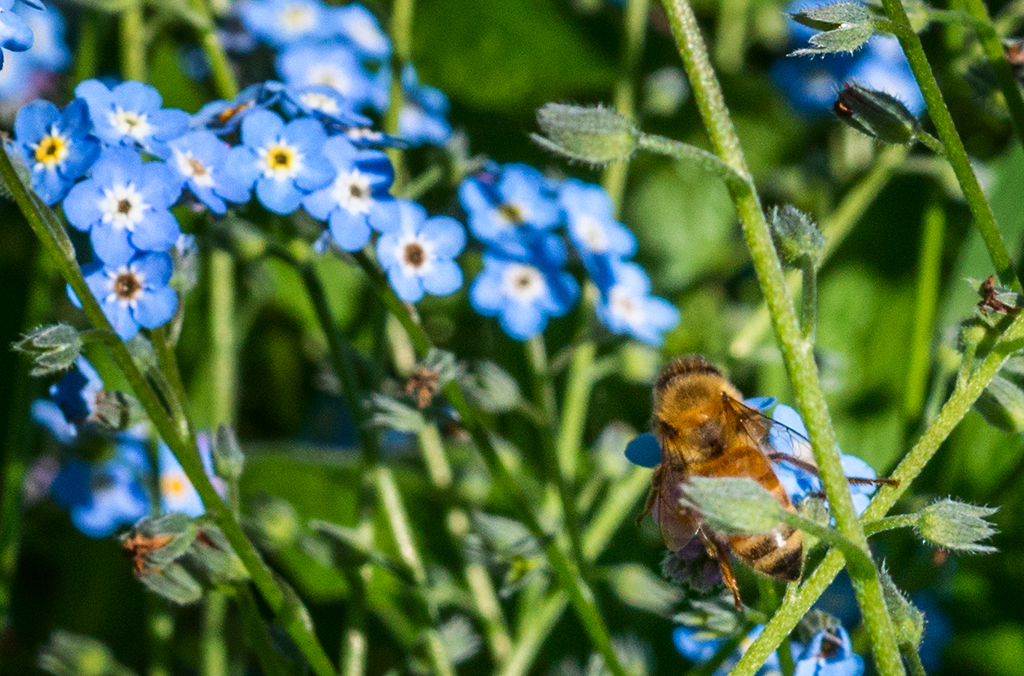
left=138, top=561, right=204, bottom=605
left=533, top=103, right=638, bottom=167
left=213, top=424, right=245, bottom=482
left=191, top=525, right=249, bottom=583
left=247, top=495, right=302, bottom=552
left=769, top=205, right=824, bottom=269
left=834, top=83, right=920, bottom=145
left=975, top=371, right=1024, bottom=432
left=37, top=630, right=120, bottom=676
left=879, top=565, right=925, bottom=648
left=916, top=499, right=998, bottom=554
left=13, top=324, right=83, bottom=377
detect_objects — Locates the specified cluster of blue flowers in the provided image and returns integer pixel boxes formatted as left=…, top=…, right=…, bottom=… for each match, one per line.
left=235, top=0, right=451, bottom=146
left=773, top=1, right=924, bottom=117
left=0, top=1, right=69, bottom=107
left=459, top=163, right=680, bottom=344
left=32, top=358, right=219, bottom=538
left=675, top=623, right=865, bottom=676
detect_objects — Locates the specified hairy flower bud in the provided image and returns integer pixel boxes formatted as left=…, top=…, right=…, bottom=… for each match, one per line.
left=213, top=424, right=245, bottom=482
left=533, top=103, right=638, bottom=167
left=916, top=499, right=998, bottom=554
left=769, top=205, right=825, bottom=269
left=13, top=323, right=83, bottom=376
left=879, top=565, right=925, bottom=648
left=37, top=631, right=123, bottom=676
left=834, top=83, right=920, bottom=145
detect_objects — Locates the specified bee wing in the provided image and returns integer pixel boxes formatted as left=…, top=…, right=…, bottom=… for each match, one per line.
left=722, top=396, right=818, bottom=470
left=650, top=465, right=700, bottom=552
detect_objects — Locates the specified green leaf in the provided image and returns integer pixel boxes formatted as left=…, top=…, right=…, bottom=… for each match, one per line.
left=791, top=22, right=874, bottom=56
left=791, top=2, right=872, bottom=31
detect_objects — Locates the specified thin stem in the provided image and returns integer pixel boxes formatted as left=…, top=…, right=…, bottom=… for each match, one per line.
left=187, top=0, right=240, bottom=99
left=556, top=342, right=596, bottom=484
left=659, top=1, right=904, bottom=673
left=902, top=643, right=928, bottom=676
left=0, top=144, right=339, bottom=676
left=731, top=145, right=909, bottom=358
left=235, top=585, right=293, bottom=676
left=603, top=0, right=651, bottom=210
left=384, top=0, right=416, bottom=182
left=729, top=311, right=1024, bottom=675
left=800, top=260, right=816, bottom=341
left=120, top=3, right=146, bottom=82
left=72, top=11, right=100, bottom=85
left=780, top=512, right=874, bottom=578
left=904, top=198, right=945, bottom=419
left=917, top=131, right=947, bottom=157
left=201, top=593, right=228, bottom=676
left=209, top=250, right=237, bottom=427
left=961, top=0, right=1024, bottom=152
left=878, top=0, right=1020, bottom=290
left=864, top=513, right=918, bottom=537
left=637, top=132, right=749, bottom=189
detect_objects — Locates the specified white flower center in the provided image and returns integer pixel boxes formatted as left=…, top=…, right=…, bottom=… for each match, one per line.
left=99, top=183, right=150, bottom=231
left=280, top=5, right=315, bottom=35
left=330, top=169, right=372, bottom=214
left=104, top=264, right=147, bottom=308
left=609, top=286, right=645, bottom=327
left=394, top=233, right=435, bottom=276
left=108, top=107, right=155, bottom=141
left=258, top=139, right=304, bottom=180
left=32, top=125, right=70, bottom=170
left=173, top=150, right=216, bottom=188
left=160, top=470, right=190, bottom=499
left=346, top=128, right=383, bottom=143
left=299, top=91, right=340, bottom=115
left=573, top=214, right=609, bottom=252
left=306, top=65, right=352, bottom=94
left=502, top=263, right=545, bottom=302
left=348, top=15, right=385, bottom=51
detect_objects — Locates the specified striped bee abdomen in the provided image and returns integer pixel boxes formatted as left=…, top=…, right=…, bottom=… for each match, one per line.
left=729, top=525, right=803, bottom=581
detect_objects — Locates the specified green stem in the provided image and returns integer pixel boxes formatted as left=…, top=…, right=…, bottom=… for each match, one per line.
left=341, top=569, right=368, bottom=676
left=384, top=0, right=416, bottom=183
left=72, top=11, right=100, bottom=85
left=713, top=0, right=749, bottom=73
left=904, top=198, right=945, bottom=419
left=187, top=0, right=240, bottom=99
left=201, top=592, right=228, bottom=676
left=120, top=3, right=146, bottom=82
left=962, top=0, right=1024, bottom=152
left=0, top=145, right=338, bottom=676
left=780, top=512, right=874, bottom=578
left=864, top=513, right=918, bottom=537
left=556, top=342, right=596, bottom=484
left=209, top=250, right=237, bottom=428
left=800, top=259, right=817, bottom=342
left=731, top=145, right=909, bottom=358
left=902, top=643, right=928, bottom=676
left=878, top=0, right=1019, bottom=290
left=659, top=1, right=904, bottom=673
left=602, top=0, right=651, bottom=210
left=636, top=132, right=749, bottom=189
left=147, top=598, right=173, bottom=676
left=235, top=585, right=293, bottom=676
left=729, top=311, right=1024, bottom=675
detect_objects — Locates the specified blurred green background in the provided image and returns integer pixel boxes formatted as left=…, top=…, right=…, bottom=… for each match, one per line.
left=3, top=0, right=1024, bottom=674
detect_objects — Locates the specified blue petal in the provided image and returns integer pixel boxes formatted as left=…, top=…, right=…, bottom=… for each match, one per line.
left=386, top=266, right=425, bottom=303
left=112, top=80, right=162, bottom=113
left=62, top=179, right=102, bottom=231
left=500, top=300, right=546, bottom=340
left=295, top=152, right=336, bottom=192
left=420, top=259, right=462, bottom=297
left=625, top=433, right=662, bottom=467
left=240, top=108, right=285, bottom=150
left=328, top=208, right=372, bottom=251
left=0, top=10, right=33, bottom=52
left=421, top=216, right=466, bottom=259
left=256, top=177, right=302, bottom=215
left=130, top=209, right=181, bottom=254
left=133, top=286, right=178, bottom=329
left=133, top=250, right=174, bottom=286
left=91, top=222, right=135, bottom=266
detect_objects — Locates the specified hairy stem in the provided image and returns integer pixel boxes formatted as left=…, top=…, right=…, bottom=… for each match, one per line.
left=904, top=198, right=945, bottom=419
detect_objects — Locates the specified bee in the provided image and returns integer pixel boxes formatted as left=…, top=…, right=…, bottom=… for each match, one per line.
left=641, top=355, right=892, bottom=609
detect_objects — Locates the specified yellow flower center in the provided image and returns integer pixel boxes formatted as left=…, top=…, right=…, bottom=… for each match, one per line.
left=34, top=134, right=68, bottom=169
left=161, top=474, right=187, bottom=497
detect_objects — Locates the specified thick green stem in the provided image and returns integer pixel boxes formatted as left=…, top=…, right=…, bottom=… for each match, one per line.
left=659, top=1, right=904, bottom=673
left=187, top=0, right=240, bottom=99
left=902, top=643, right=928, bottom=676
left=0, top=144, right=338, bottom=676
left=120, top=3, right=146, bottom=82
left=729, top=311, right=1024, bottom=675
left=962, top=0, right=1024, bottom=152
left=800, top=260, right=816, bottom=342
left=209, top=250, right=237, bottom=427
left=384, top=0, right=416, bottom=182
left=878, top=0, right=1019, bottom=290
left=556, top=342, right=596, bottom=484
left=602, top=0, right=651, bottom=209
left=201, top=593, right=228, bottom=676
left=904, top=199, right=945, bottom=419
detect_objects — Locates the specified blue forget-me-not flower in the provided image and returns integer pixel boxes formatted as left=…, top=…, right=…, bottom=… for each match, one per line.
left=396, top=65, right=452, bottom=146
left=29, top=357, right=104, bottom=445
left=459, top=163, right=562, bottom=256
left=279, top=84, right=372, bottom=129
left=50, top=442, right=149, bottom=539
left=226, top=108, right=335, bottom=215
left=19, top=2, right=67, bottom=71
left=167, top=130, right=251, bottom=215
left=376, top=200, right=466, bottom=303
left=277, top=42, right=375, bottom=110
left=558, top=178, right=637, bottom=291
left=675, top=625, right=791, bottom=676
left=326, top=3, right=390, bottom=61
left=237, top=0, right=326, bottom=47
left=193, top=81, right=284, bottom=135
left=470, top=234, right=580, bottom=340
left=302, top=134, right=398, bottom=250
left=75, top=79, right=190, bottom=158
left=14, top=97, right=100, bottom=205
left=595, top=260, right=679, bottom=346
left=157, top=434, right=223, bottom=517
left=77, top=251, right=179, bottom=340
left=63, top=146, right=182, bottom=266
left=0, top=0, right=39, bottom=69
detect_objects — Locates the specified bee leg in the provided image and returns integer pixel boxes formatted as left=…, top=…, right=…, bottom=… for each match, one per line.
left=699, top=529, right=742, bottom=610
left=767, top=453, right=899, bottom=488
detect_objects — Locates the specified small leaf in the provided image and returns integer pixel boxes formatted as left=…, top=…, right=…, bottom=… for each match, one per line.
left=366, top=393, right=425, bottom=433
left=791, top=2, right=872, bottom=31
left=791, top=22, right=874, bottom=56
left=606, top=563, right=683, bottom=615
left=680, top=477, right=785, bottom=535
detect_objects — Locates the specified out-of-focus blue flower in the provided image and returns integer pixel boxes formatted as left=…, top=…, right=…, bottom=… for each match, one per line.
left=193, top=81, right=284, bottom=135
left=624, top=432, right=660, bottom=468
left=63, top=146, right=182, bottom=265
left=768, top=404, right=881, bottom=514
left=557, top=178, right=636, bottom=291
left=14, top=98, right=100, bottom=205
left=398, top=65, right=452, bottom=146
left=237, top=0, right=326, bottom=47
left=793, top=626, right=864, bottom=676
left=302, top=134, right=397, bottom=250
left=76, top=252, right=179, bottom=341
left=325, top=3, right=390, bottom=60
left=0, top=0, right=36, bottom=68
left=167, top=130, right=251, bottom=214
left=911, top=592, right=952, bottom=672
left=771, top=53, right=857, bottom=116
left=0, top=48, right=37, bottom=102
left=376, top=200, right=466, bottom=303
left=595, top=261, right=679, bottom=346
left=674, top=625, right=789, bottom=676
left=343, top=126, right=406, bottom=150
left=277, top=43, right=375, bottom=110
left=459, top=164, right=561, bottom=256
left=280, top=84, right=372, bottom=129
left=29, top=357, right=104, bottom=445
left=158, top=441, right=202, bottom=516
left=19, top=2, right=68, bottom=71
left=470, top=235, right=580, bottom=340
left=845, top=37, right=925, bottom=115
left=75, top=79, right=190, bottom=158
left=51, top=452, right=149, bottom=538
left=225, top=108, right=335, bottom=214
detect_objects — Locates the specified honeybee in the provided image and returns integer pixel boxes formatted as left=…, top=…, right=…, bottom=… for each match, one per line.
left=641, top=355, right=891, bottom=609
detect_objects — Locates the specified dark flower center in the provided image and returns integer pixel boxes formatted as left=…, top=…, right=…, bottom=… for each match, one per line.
left=114, top=272, right=142, bottom=299
left=350, top=184, right=366, bottom=199
left=514, top=273, right=533, bottom=290
left=498, top=203, right=524, bottom=224
left=818, top=633, right=841, bottom=659
left=42, top=139, right=59, bottom=156
left=117, top=199, right=133, bottom=214
left=404, top=243, right=426, bottom=267
left=188, top=157, right=208, bottom=177
left=272, top=151, right=290, bottom=167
